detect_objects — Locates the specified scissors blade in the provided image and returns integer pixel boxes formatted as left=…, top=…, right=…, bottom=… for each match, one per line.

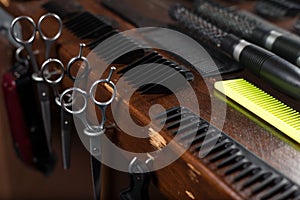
left=45, top=40, right=54, bottom=60
left=36, top=81, right=52, bottom=153
left=91, top=155, right=101, bottom=200
left=90, top=135, right=102, bottom=200
left=61, top=108, right=72, bottom=169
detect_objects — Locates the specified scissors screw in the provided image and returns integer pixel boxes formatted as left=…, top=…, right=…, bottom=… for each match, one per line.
left=93, top=147, right=99, bottom=154
left=42, top=92, right=47, bottom=97
left=64, top=121, right=69, bottom=125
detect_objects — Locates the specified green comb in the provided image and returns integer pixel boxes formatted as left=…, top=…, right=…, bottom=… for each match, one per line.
left=214, top=78, right=300, bottom=143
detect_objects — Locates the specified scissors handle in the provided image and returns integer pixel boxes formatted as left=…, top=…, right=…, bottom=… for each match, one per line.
left=37, top=13, right=63, bottom=59
left=10, top=16, right=40, bottom=73
left=67, top=43, right=90, bottom=80
left=89, top=67, right=116, bottom=129
left=60, top=87, right=87, bottom=115
left=15, top=46, right=27, bottom=63
left=89, top=66, right=117, bottom=106
left=41, top=58, right=65, bottom=97
left=10, top=16, right=36, bottom=44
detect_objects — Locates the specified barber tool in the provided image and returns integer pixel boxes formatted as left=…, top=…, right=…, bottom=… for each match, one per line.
left=102, top=0, right=242, bottom=77
left=60, top=67, right=116, bottom=200
left=40, top=43, right=90, bottom=169
left=195, top=0, right=300, bottom=68
left=117, top=51, right=194, bottom=94
left=44, top=4, right=195, bottom=94
left=169, top=23, right=243, bottom=77
left=63, top=11, right=117, bottom=41
left=42, top=0, right=84, bottom=20
left=254, top=0, right=300, bottom=18
left=169, top=4, right=300, bottom=99
left=215, top=78, right=300, bottom=143
left=10, top=13, right=63, bottom=153
left=2, top=47, right=33, bottom=167
left=62, top=11, right=145, bottom=65
left=120, top=157, right=151, bottom=200
left=40, top=58, right=71, bottom=169
left=155, top=107, right=300, bottom=199
left=102, top=0, right=170, bottom=27
left=2, top=46, right=56, bottom=175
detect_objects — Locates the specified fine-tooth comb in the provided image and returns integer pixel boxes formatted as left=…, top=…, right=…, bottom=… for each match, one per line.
left=63, top=12, right=117, bottom=40
left=214, top=79, right=300, bottom=143
left=42, top=0, right=84, bottom=20
left=155, top=106, right=300, bottom=199
left=117, top=51, right=194, bottom=94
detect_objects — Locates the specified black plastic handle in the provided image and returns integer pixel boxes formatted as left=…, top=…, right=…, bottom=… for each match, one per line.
left=239, top=44, right=300, bottom=99
left=271, top=35, right=300, bottom=67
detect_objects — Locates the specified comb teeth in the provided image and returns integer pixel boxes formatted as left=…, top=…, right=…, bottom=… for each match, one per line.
left=64, top=12, right=115, bottom=40
left=117, top=51, right=194, bottom=94
left=155, top=106, right=300, bottom=199
left=63, top=11, right=194, bottom=93
left=63, top=11, right=144, bottom=64
left=215, top=79, right=300, bottom=143
left=42, top=0, right=83, bottom=20
left=169, top=4, right=227, bottom=46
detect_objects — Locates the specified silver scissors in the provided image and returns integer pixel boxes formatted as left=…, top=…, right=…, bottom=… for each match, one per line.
left=60, top=66, right=116, bottom=200
left=67, top=43, right=90, bottom=81
left=41, top=58, right=72, bottom=169
left=40, top=43, right=90, bottom=169
left=10, top=13, right=62, bottom=154
left=10, top=13, right=62, bottom=63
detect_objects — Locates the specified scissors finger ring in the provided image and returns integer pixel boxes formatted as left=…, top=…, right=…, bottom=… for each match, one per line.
left=89, top=67, right=116, bottom=106
left=10, top=16, right=36, bottom=44
left=37, top=13, right=63, bottom=41
left=60, top=87, right=88, bottom=115
left=41, top=58, right=65, bottom=84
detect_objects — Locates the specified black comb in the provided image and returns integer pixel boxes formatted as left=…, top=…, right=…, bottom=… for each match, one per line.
left=42, top=0, right=84, bottom=20
left=62, top=8, right=194, bottom=94
left=117, top=51, right=194, bottom=94
left=64, top=12, right=116, bottom=40
left=155, top=106, right=300, bottom=199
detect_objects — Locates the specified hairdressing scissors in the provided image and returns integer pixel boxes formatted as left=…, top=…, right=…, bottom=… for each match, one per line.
left=40, top=43, right=90, bottom=169
left=41, top=58, right=71, bottom=169
left=10, top=13, right=62, bottom=64
left=60, top=66, right=116, bottom=200
left=10, top=13, right=62, bottom=154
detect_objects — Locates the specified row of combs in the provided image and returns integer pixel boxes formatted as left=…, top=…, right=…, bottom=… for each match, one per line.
left=155, top=106, right=300, bottom=200
left=43, top=1, right=194, bottom=94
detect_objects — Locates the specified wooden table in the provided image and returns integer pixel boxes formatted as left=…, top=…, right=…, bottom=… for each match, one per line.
left=1, top=0, right=300, bottom=199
